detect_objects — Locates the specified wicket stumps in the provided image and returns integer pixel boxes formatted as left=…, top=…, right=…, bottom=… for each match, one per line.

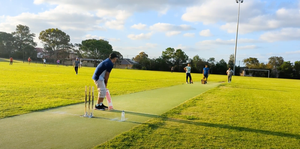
left=84, top=86, right=94, bottom=118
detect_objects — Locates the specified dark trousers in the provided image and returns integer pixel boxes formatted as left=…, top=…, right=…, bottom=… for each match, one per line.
left=75, top=67, right=78, bottom=74
left=228, top=75, right=232, bottom=82
left=186, top=73, right=192, bottom=83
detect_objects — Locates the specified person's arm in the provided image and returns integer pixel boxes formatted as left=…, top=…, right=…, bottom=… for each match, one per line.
left=203, top=69, right=204, bottom=75
left=184, top=67, right=186, bottom=72
left=104, top=71, right=110, bottom=87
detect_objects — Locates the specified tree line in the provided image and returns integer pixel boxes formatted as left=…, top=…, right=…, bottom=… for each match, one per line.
left=132, top=49, right=237, bottom=75
left=1, top=24, right=299, bottom=79
left=0, top=24, right=121, bottom=64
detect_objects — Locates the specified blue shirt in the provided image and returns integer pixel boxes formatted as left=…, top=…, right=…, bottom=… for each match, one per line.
left=92, top=58, right=114, bottom=81
left=203, top=67, right=209, bottom=75
left=185, top=66, right=191, bottom=73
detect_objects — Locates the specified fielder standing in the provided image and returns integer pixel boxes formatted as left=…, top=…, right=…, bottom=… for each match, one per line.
left=203, top=65, right=210, bottom=83
left=92, top=53, right=118, bottom=110
left=73, top=58, right=81, bottom=75
left=226, top=68, right=234, bottom=83
left=184, top=63, right=193, bottom=84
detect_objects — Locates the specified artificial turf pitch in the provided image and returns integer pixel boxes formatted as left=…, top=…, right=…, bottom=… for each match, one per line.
left=0, top=82, right=219, bottom=149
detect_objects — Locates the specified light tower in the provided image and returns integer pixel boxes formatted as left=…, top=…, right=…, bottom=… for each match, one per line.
left=233, top=0, right=243, bottom=75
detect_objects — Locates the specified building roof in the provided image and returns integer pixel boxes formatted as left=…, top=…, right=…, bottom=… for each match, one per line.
left=120, top=59, right=138, bottom=65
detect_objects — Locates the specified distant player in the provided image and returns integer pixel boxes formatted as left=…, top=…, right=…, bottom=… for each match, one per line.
left=57, top=59, right=60, bottom=66
left=203, top=65, right=210, bottom=83
left=226, top=68, right=234, bottom=83
left=92, top=53, right=118, bottom=110
left=9, top=57, right=13, bottom=65
left=171, top=66, right=174, bottom=73
left=43, top=58, right=46, bottom=66
left=184, top=63, right=193, bottom=84
left=73, top=58, right=80, bottom=75
left=28, top=57, right=32, bottom=65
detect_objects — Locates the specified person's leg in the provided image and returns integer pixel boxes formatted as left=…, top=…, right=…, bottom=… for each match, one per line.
left=188, top=73, right=192, bottom=83
left=94, top=80, right=107, bottom=109
left=228, top=75, right=230, bottom=82
left=186, top=73, right=188, bottom=83
left=229, top=75, right=232, bottom=82
left=75, top=67, right=78, bottom=74
left=205, top=74, right=208, bottom=83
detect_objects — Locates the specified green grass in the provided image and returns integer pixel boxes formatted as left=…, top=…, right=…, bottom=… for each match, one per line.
left=97, top=77, right=300, bottom=148
left=0, top=58, right=225, bottom=119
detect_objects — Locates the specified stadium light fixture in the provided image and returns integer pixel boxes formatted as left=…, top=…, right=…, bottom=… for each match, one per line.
left=233, top=0, right=243, bottom=75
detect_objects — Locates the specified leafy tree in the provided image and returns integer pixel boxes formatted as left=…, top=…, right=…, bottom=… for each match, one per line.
left=0, top=32, right=15, bottom=58
left=215, top=59, right=227, bottom=74
left=133, top=52, right=150, bottom=69
left=174, top=49, right=188, bottom=71
left=79, top=39, right=113, bottom=60
left=191, top=55, right=207, bottom=73
left=294, top=61, right=300, bottom=79
left=162, top=47, right=175, bottom=66
left=207, top=57, right=216, bottom=74
left=39, top=28, right=71, bottom=62
left=243, top=57, right=259, bottom=68
left=268, top=56, right=284, bottom=78
left=279, top=61, right=293, bottom=78
left=12, top=24, right=37, bottom=62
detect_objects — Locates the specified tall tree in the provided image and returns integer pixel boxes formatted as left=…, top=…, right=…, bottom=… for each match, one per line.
left=279, top=61, right=293, bottom=78
left=0, top=32, right=15, bottom=58
left=191, top=55, right=207, bottom=73
left=133, top=52, right=150, bottom=69
left=243, top=57, right=260, bottom=68
left=39, top=28, right=71, bottom=62
left=174, top=49, right=188, bottom=71
left=12, top=24, right=37, bottom=62
left=268, top=56, right=284, bottom=78
left=207, top=57, right=216, bottom=74
left=215, top=59, right=227, bottom=74
left=161, top=47, right=175, bottom=66
left=294, top=61, right=300, bottom=79
left=79, top=39, right=113, bottom=60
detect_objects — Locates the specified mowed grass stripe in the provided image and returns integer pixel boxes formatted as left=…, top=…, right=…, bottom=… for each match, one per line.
left=97, top=77, right=300, bottom=148
left=0, top=60, right=225, bottom=119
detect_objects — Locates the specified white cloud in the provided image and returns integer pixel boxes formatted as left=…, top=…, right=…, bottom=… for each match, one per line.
left=182, top=0, right=264, bottom=24
left=260, top=28, right=300, bottom=42
left=183, top=33, right=195, bottom=37
left=182, top=0, right=300, bottom=35
left=199, top=29, right=213, bottom=37
left=127, top=32, right=153, bottom=40
left=150, top=23, right=195, bottom=32
left=145, top=43, right=158, bottom=48
left=83, top=34, right=120, bottom=42
left=176, top=44, right=187, bottom=50
left=166, top=31, right=181, bottom=37
left=131, top=23, right=147, bottom=30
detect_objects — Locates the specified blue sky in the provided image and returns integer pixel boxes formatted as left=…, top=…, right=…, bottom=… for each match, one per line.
left=1, top=0, right=300, bottom=64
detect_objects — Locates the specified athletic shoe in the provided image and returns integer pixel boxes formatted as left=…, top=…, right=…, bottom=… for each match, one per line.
left=95, top=104, right=108, bottom=110
left=101, top=104, right=108, bottom=109
left=186, top=82, right=188, bottom=84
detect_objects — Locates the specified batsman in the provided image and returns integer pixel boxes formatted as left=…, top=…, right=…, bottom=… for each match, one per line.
left=92, top=52, right=118, bottom=110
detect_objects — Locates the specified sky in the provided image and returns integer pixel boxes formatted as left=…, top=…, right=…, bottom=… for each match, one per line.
left=1, top=0, right=300, bottom=64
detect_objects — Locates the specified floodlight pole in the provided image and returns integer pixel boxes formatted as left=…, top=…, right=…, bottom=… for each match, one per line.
left=233, top=0, right=243, bottom=75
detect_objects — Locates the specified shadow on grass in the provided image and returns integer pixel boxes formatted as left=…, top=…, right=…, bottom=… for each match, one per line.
left=168, top=118, right=300, bottom=139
